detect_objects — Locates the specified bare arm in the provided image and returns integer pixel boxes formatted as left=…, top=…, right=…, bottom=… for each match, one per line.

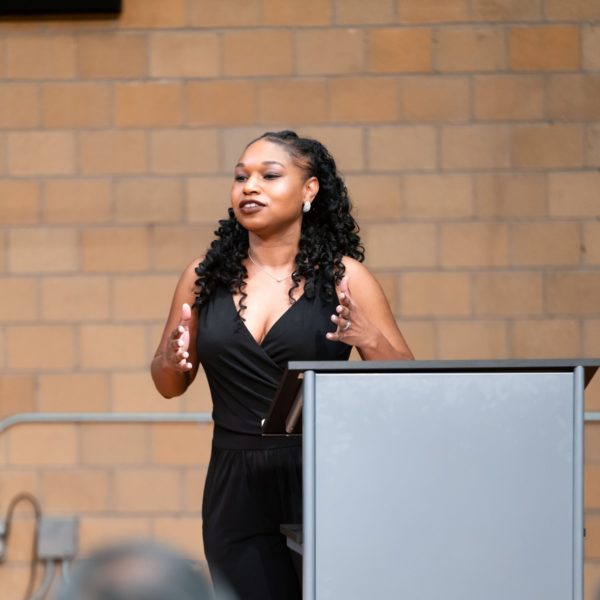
left=326, top=257, right=414, bottom=361
left=151, top=258, right=202, bottom=398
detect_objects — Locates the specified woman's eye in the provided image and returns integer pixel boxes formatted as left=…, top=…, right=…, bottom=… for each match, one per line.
left=234, top=174, right=247, bottom=182
left=263, top=173, right=280, bottom=180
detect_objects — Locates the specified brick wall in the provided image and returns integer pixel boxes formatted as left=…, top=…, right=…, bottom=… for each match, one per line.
left=0, top=0, right=599, bottom=596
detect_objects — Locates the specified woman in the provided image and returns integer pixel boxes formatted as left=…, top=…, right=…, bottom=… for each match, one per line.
left=151, top=131, right=413, bottom=599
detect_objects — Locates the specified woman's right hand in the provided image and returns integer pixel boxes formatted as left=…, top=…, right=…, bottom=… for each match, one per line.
left=165, top=303, right=193, bottom=372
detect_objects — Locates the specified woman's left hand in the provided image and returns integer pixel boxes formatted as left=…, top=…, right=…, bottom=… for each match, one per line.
left=326, top=276, right=376, bottom=348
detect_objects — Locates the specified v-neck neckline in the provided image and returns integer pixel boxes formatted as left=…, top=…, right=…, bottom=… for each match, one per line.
left=230, top=292, right=305, bottom=348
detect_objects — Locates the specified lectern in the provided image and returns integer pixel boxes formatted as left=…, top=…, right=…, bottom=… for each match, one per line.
left=264, top=360, right=600, bottom=600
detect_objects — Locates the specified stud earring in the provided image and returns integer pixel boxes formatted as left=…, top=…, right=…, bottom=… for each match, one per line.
left=303, top=201, right=311, bottom=213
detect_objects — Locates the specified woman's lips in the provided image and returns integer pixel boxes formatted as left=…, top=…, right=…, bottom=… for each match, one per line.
left=239, top=200, right=265, bottom=214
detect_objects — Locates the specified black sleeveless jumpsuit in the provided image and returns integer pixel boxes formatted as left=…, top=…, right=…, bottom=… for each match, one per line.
left=197, top=285, right=351, bottom=600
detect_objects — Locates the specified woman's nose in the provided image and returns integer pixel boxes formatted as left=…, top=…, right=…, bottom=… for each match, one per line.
left=243, top=174, right=259, bottom=194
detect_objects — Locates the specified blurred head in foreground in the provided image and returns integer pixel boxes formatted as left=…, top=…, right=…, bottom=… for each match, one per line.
left=56, top=541, right=233, bottom=600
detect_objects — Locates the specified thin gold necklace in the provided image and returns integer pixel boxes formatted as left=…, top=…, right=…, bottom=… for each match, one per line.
left=248, top=251, right=294, bottom=283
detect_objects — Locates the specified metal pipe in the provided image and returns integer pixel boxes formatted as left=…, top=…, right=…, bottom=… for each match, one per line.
left=0, top=412, right=213, bottom=434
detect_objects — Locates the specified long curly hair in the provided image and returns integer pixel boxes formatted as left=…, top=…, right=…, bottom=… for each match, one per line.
left=194, top=130, right=364, bottom=315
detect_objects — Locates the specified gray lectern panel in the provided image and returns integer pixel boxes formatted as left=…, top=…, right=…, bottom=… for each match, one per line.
left=313, top=372, right=575, bottom=600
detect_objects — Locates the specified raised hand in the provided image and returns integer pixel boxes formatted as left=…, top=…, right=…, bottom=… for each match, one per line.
left=166, top=303, right=193, bottom=372
left=326, top=276, right=374, bottom=348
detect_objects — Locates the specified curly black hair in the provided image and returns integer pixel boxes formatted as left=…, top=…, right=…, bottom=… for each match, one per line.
left=194, top=130, right=364, bottom=315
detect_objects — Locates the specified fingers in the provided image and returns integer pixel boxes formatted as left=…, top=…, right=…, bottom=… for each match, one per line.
left=179, top=302, right=192, bottom=327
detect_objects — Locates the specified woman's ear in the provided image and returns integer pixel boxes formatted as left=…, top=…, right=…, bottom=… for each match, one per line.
left=304, top=176, right=319, bottom=203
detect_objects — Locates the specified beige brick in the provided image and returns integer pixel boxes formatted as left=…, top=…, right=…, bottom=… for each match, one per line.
left=223, top=31, right=292, bottom=77
left=441, top=223, right=509, bottom=267
left=585, top=422, right=600, bottom=461
left=584, top=223, right=600, bottom=266
left=9, top=228, right=77, bottom=273
left=79, top=34, right=147, bottom=79
left=45, top=179, right=112, bottom=223
left=111, top=371, right=184, bottom=413
left=0, top=472, right=39, bottom=513
left=436, top=27, right=507, bottom=72
left=512, top=222, right=581, bottom=267
left=0, top=278, right=38, bottom=321
left=38, top=374, right=109, bottom=413
left=6, top=325, right=76, bottom=370
left=4, top=518, right=38, bottom=561
left=401, top=272, right=471, bottom=317
left=7, top=424, right=77, bottom=465
left=364, top=224, right=437, bottom=269
left=189, top=0, right=260, bottom=26
left=343, top=175, right=402, bottom=221
left=114, top=275, right=176, bottom=320
left=0, top=376, right=35, bottom=419
left=586, top=124, right=600, bottom=167
left=583, top=25, right=600, bottom=71
left=397, top=0, right=470, bottom=22
left=41, top=276, right=110, bottom=321
left=545, top=0, right=600, bottom=20
left=151, top=423, right=212, bottom=465
left=400, top=76, right=470, bottom=122
left=7, top=131, right=75, bottom=175
left=584, top=320, right=600, bottom=356
left=0, top=230, right=5, bottom=273
left=114, top=469, right=182, bottom=512
left=475, top=174, right=546, bottom=218
left=183, top=466, right=208, bottom=511
left=404, top=174, right=473, bottom=219
left=42, top=470, right=110, bottom=513
left=79, top=517, right=152, bottom=554
left=442, top=125, right=510, bottom=170
left=470, top=0, right=541, bottom=20
left=151, top=130, right=219, bottom=175
left=368, top=126, right=437, bottom=171
left=80, top=324, right=147, bottom=369
left=335, top=0, right=395, bottom=24
left=261, top=0, right=331, bottom=25
left=0, top=181, right=39, bottom=224
left=512, top=124, right=583, bottom=169
left=77, top=238, right=144, bottom=295
left=330, top=77, right=398, bottom=123
left=115, top=178, right=183, bottom=223
left=119, top=0, right=187, bottom=28
left=186, top=81, right=256, bottom=126
left=396, top=321, right=435, bottom=359
left=153, top=517, right=205, bottom=561
left=115, top=82, right=183, bottom=128
left=42, top=83, right=109, bottom=128
left=80, top=423, right=149, bottom=465
left=180, top=369, right=213, bottom=413
left=6, top=35, right=75, bottom=79
left=292, top=126, right=366, bottom=173
left=547, top=75, right=600, bottom=120
left=583, top=514, right=600, bottom=560
left=587, top=465, right=600, bottom=509
left=257, top=80, right=328, bottom=125
left=474, top=75, right=544, bottom=120
left=511, top=26, right=580, bottom=71
left=151, top=225, right=214, bottom=271
left=150, top=32, right=220, bottom=78
left=438, top=321, right=508, bottom=360
left=474, top=272, right=544, bottom=316
left=0, top=135, right=5, bottom=175
left=368, top=28, right=432, bottom=73
left=547, top=273, right=600, bottom=316
left=295, top=29, right=364, bottom=75
left=0, top=83, right=39, bottom=128
left=187, top=177, right=232, bottom=224
left=511, top=319, right=580, bottom=358
left=549, top=172, right=600, bottom=217
left=80, top=131, right=147, bottom=175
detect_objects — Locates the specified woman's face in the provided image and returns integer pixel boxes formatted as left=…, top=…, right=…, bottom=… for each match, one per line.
left=231, top=139, right=318, bottom=236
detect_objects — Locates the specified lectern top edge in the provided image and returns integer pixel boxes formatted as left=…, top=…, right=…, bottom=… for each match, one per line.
left=262, top=358, right=600, bottom=436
